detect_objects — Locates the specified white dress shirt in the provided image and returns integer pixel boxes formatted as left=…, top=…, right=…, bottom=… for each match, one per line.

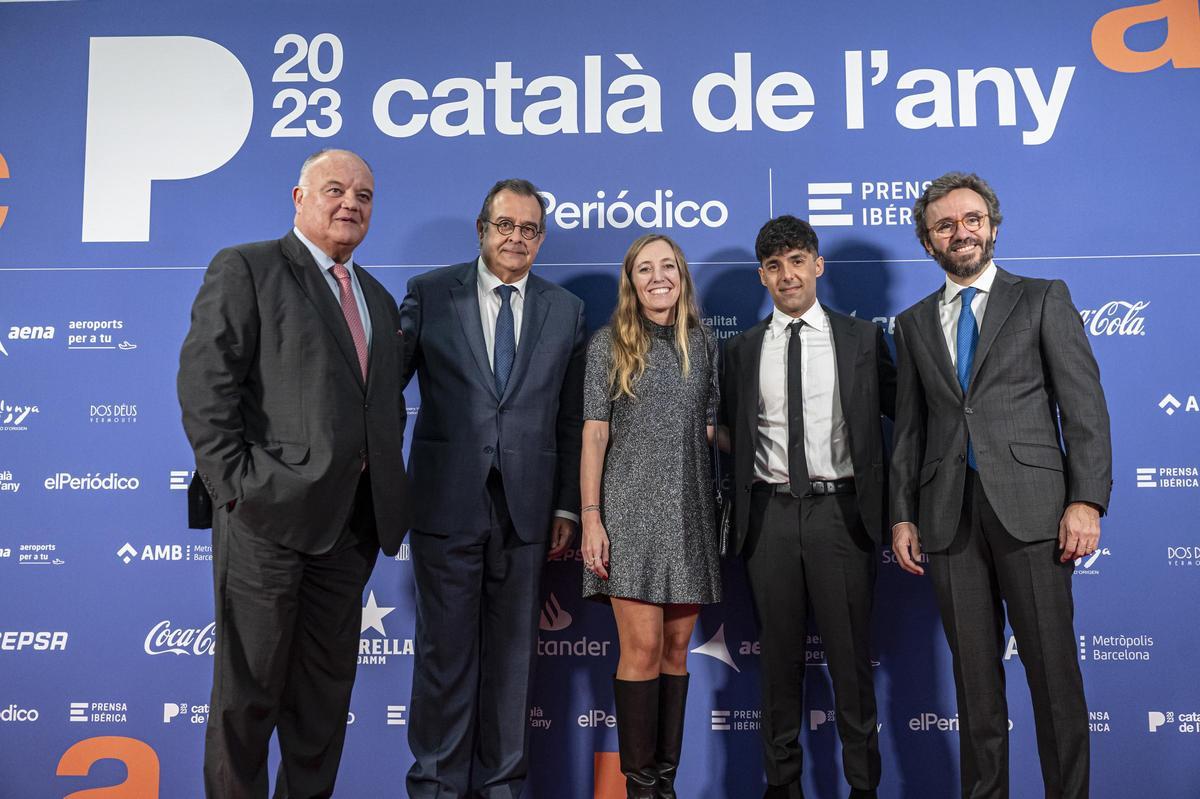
left=476, top=256, right=529, bottom=368
left=938, top=260, right=997, bottom=368
left=294, top=226, right=372, bottom=351
left=754, top=301, right=853, bottom=483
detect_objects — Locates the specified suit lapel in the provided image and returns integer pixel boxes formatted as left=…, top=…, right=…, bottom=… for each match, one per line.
left=968, top=267, right=1021, bottom=389
left=502, top=275, right=551, bottom=404
left=827, top=311, right=859, bottom=417
left=282, top=232, right=366, bottom=392
left=358, top=267, right=389, bottom=392
left=914, top=290, right=962, bottom=398
left=449, top=262, right=500, bottom=400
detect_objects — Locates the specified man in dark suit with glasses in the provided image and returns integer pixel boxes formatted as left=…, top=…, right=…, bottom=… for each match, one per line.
left=400, top=178, right=587, bottom=799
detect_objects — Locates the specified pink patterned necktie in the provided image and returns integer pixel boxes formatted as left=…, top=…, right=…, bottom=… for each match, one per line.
left=330, top=264, right=369, bottom=381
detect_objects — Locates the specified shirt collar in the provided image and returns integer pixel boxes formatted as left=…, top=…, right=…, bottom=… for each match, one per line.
left=294, top=226, right=354, bottom=272
left=942, top=260, right=997, bottom=305
left=768, top=300, right=826, bottom=338
left=476, top=256, right=529, bottom=298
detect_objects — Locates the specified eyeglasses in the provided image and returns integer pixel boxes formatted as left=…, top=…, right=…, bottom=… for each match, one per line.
left=928, top=213, right=989, bottom=239
left=484, top=218, right=543, bottom=240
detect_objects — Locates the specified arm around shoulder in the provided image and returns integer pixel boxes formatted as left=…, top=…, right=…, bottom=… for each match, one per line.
left=889, top=318, right=926, bottom=528
left=875, top=323, right=897, bottom=421
left=398, top=276, right=423, bottom=388
left=554, top=302, right=588, bottom=516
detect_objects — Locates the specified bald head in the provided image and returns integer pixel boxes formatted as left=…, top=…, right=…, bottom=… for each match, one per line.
left=297, top=149, right=373, bottom=188
left=292, top=149, right=375, bottom=263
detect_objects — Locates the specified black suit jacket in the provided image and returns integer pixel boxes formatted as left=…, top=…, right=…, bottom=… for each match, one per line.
left=890, top=267, right=1112, bottom=551
left=720, top=308, right=896, bottom=554
left=399, top=260, right=586, bottom=540
left=178, top=231, right=411, bottom=555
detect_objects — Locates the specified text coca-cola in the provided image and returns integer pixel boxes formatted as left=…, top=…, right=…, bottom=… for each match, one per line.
left=144, top=620, right=216, bottom=656
left=1078, top=300, right=1148, bottom=336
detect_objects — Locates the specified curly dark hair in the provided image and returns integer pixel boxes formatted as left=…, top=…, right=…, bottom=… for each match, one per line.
left=755, top=215, right=820, bottom=263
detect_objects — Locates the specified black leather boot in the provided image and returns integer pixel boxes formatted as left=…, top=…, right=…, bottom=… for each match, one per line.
left=613, top=676, right=659, bottom=798
left=654, top=673, right=689, bottom=798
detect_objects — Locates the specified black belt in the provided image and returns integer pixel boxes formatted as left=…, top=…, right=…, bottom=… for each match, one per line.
left=752, top=478, right=856, bottom=497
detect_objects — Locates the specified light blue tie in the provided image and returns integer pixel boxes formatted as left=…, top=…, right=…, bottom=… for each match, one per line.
left=956, top=286, right=980, bottom=469
left=493, top=284, right=517, bottom=396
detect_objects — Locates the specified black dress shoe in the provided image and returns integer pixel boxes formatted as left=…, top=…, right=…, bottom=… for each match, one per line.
left=848, top=789, right=878, bottom=799
left=763, top=784, right=804, bottom=799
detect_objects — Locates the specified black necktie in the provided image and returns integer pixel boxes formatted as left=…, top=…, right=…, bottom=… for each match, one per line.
left=787, top=320, right=809, bottom=498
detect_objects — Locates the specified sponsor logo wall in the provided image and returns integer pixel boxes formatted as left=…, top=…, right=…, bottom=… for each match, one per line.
left=1, top=1, right=1198, bottom=796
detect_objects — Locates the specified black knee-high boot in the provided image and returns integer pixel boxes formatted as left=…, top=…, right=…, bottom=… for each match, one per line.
left=654, top=673, right=689, bottom=798
left=613, top=676, right=659, bottom=798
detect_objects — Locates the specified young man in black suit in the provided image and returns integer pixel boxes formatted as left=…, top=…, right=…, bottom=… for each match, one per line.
left=720, top=215, right=895, bottom=799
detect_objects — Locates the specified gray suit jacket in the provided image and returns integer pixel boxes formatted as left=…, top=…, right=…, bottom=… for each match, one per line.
left=720, top=309, right=897, bottom=553
left=890, top=267, right=1112, bottom=552
left=177, top=231, right=411, bottom=555
left=399, top=260, right=586, bottom=540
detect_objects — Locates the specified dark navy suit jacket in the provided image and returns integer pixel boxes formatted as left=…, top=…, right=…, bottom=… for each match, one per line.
left=399, top=260, right=586, bottom=540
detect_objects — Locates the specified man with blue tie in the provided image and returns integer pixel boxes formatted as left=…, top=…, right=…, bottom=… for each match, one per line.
left=400, top=178, right=587, bottom=798
left=890, top=173, right=1112, bottom=798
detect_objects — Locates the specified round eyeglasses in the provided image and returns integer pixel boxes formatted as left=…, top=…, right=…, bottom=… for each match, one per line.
left=484, top=218, right=543, bottom=240
left=928, top=213, right=989, bottom=239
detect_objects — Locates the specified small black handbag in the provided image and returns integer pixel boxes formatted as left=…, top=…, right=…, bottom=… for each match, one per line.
left=712, top=432, right=732, bottom=558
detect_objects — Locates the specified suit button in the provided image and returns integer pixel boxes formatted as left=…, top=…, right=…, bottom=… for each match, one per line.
left=484, top=445, right=494, bottom=455
left=958, top=454, right=966, bottom=463
left=363, top=402, right=369, bottom=410
left=964, top=406, right=974, bottom=414
left=359, top=449, right=368, bottom=459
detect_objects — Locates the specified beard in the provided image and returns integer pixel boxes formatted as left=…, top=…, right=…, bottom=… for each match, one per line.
left=932, top=234, right=995, bottom=279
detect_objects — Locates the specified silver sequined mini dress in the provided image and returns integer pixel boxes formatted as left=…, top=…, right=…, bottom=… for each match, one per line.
left=582, top=321, right=722, bottom=604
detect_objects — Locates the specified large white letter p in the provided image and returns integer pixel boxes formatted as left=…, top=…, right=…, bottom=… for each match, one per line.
left=82, top=36, right=253, bottom=242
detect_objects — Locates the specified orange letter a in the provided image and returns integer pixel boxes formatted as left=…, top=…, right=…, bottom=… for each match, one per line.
left=1092, top=0, right=1200, bottom=72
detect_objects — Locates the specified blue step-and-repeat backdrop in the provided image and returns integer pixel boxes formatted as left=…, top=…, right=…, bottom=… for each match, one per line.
left=1, top=2, right=1198, bottom=796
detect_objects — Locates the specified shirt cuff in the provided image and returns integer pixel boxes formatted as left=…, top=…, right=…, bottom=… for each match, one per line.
left=554, top=510, right=580, bottom=525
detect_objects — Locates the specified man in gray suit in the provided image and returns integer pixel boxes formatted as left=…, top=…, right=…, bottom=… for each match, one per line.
left=400, top=178, right=586, bottom=798
left=890, top=172, right=1111, bottom=799
left=178, top=149, right=410, bottom=799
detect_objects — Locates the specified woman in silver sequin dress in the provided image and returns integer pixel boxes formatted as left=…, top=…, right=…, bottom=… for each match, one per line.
left=579, top=234, right=721, bottom=798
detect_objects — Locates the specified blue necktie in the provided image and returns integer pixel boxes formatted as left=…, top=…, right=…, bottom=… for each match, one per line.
left=956, top=286, right=980, bottom=469
left=493, top=284, right=517, bottom=396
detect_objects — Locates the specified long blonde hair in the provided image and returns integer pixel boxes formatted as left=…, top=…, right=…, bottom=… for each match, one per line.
left=609, top=234, right=702, bottom=399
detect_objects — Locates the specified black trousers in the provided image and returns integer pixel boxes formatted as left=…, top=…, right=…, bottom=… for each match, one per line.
left=406, top=470, right=546, bottom=799
left=204, top=475, right=379, bottom=799
left=743, top=488, right=881, bottom=793
left=926, top=470, right=1088, bottom=799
